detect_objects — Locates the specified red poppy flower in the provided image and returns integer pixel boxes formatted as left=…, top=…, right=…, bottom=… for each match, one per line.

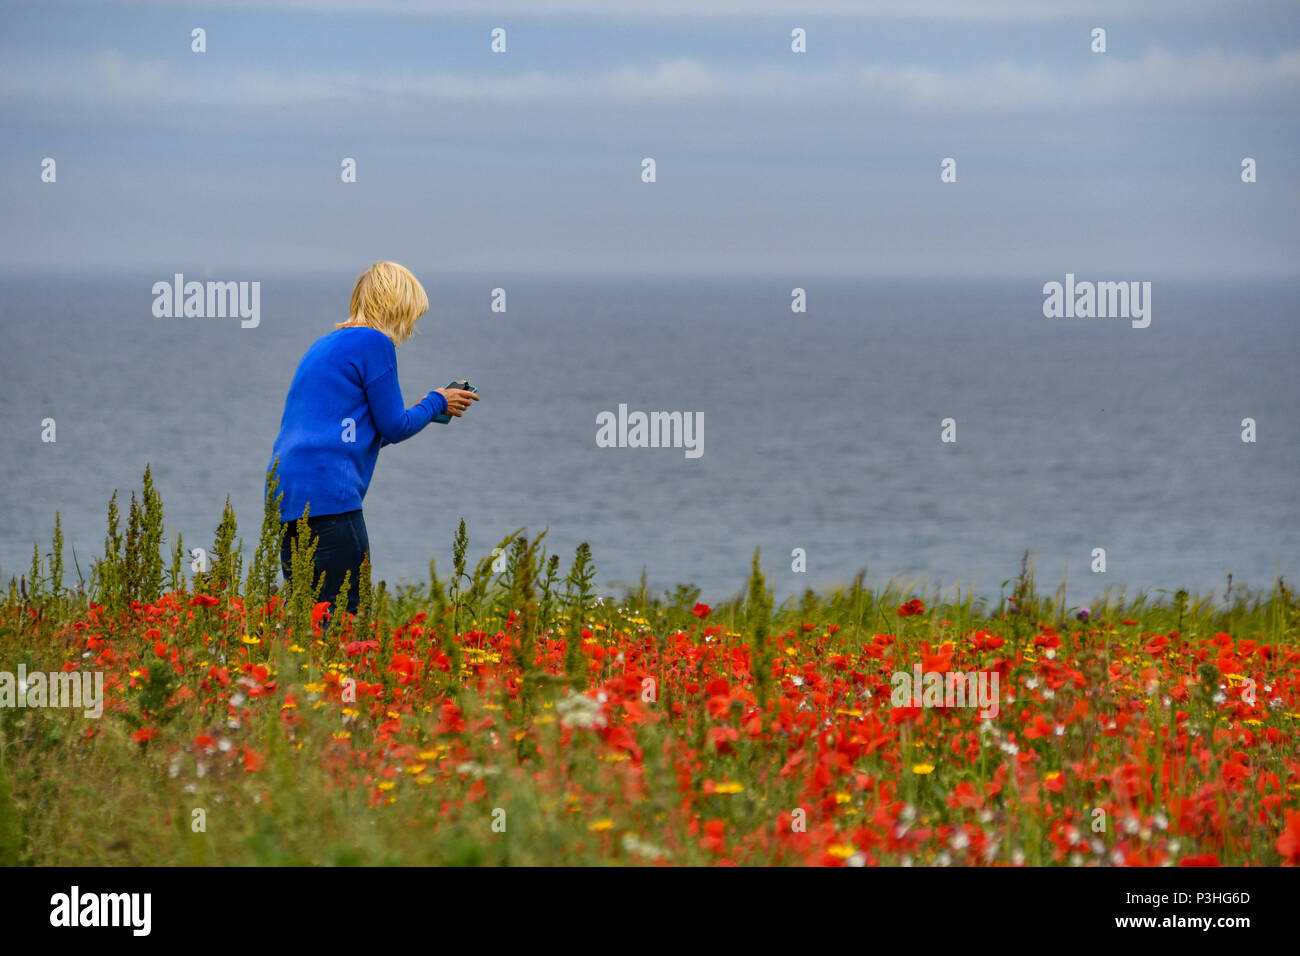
left=699, top=819, right=727, bottom=854
left=897, top=599, right=925, bottom=617
left=1277, top=810, right=1300, bottom=865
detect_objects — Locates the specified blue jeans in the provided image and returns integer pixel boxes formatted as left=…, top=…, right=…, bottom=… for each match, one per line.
left=280, top=509, right=369, bottom=619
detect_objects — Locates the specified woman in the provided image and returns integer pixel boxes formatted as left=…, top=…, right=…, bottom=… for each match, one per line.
left=267, top=261, right=478, bottom=620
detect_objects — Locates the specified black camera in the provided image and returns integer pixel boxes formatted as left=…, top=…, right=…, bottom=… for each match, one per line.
left=432, top=380, right=477, bottom=423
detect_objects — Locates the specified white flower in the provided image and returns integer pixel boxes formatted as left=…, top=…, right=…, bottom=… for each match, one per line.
left=555, top=693, right=607, bottom=729
left=455, top=761, right=501, bottom=779
left=621, top=833, right=667, bottom=860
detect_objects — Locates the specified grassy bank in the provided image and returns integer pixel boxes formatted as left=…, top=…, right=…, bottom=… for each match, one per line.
left=1, top=466, right=1297, bottom=866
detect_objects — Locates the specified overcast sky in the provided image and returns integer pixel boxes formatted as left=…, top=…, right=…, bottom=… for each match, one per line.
left=2, top=0, right=1297, bottom=276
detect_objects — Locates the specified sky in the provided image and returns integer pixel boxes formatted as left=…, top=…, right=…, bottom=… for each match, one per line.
left=1, top=0, right=1297, bottom=277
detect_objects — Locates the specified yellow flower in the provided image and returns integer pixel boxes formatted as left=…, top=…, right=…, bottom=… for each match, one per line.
left=912, top=763, right=935, bottom=775
left=713, top=781, right=744, bottom=794
left=827, top=844, right=856, bottom=859
left=304, top=682, right=325, bottom=693
left=377, top=781, right=395, bottom=791
left=288, top=644, right=305, bottom=653
left=240, top=635, right=260, bottom=645
left=405, top=764, right=426, bottom=775
left=588, top=819, right=614, bottom=831
left=1045, top=770, right=1061, bottom=781
left=835, top=792, right=853, bottom=804
left=534, top=715, right=556, bottom=725
left=836, top=708, right=862, bottom=717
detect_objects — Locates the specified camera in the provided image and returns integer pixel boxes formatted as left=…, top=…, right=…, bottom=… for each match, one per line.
left=432, top=380, right=477, bottom=424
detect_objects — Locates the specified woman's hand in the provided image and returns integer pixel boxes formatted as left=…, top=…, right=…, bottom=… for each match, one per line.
left=434, top=388, right=480, bottom=417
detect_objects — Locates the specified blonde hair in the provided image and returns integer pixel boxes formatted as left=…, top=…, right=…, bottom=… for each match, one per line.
left=335, top=261, right=429, bottom=346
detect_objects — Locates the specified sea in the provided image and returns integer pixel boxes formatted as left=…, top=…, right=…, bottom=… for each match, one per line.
left=1, top=273, right=1296, bottom=606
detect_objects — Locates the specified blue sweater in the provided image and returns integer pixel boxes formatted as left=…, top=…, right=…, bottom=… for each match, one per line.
left=267, top=326, right=448, bottom=522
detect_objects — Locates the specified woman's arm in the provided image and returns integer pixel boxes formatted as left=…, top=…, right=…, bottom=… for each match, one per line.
left=364, top=367, right=447, bottom=445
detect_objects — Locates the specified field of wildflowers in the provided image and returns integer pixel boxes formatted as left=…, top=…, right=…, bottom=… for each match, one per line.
left=1, top=465, right=1297, bottom=867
